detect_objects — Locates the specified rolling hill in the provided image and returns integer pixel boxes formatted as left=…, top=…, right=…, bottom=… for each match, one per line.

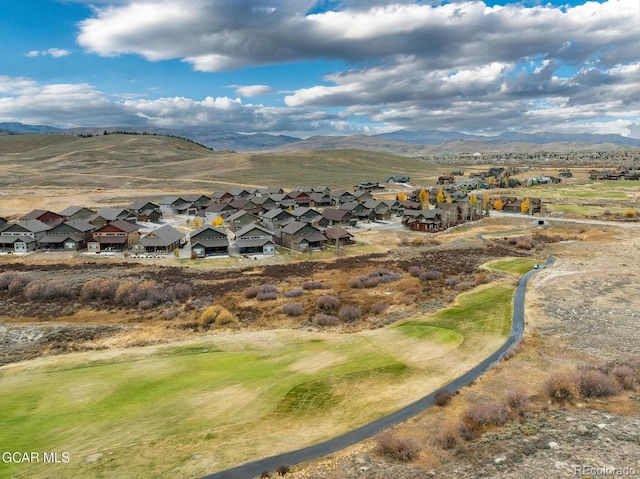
left=0, top=134, right=438, bottom=190
left=2, top=122, right=639, bottom=154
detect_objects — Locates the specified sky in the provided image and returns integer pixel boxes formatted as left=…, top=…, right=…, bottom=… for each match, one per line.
left=0, top=0, right=638, bottom=138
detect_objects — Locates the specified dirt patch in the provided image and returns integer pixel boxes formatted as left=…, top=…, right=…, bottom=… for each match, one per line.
left=0, top=322, right=126, bottom=365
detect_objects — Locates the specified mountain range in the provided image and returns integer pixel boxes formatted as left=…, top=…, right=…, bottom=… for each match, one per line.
left=1, top=122, right=639, bottom=154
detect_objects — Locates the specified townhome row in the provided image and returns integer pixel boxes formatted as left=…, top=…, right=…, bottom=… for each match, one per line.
left=0, top=184, right=533, bottom=256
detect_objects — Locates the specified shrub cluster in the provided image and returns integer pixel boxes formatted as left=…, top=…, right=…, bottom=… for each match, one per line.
left=24, top=280, right=75, bottom=301
left=374, top=430, right=421, bottom=462
left=461, top=401, right=507, bottom=438
left=301, top=280, right=330, bottom=290
left=444, top=276, right=459, bottom=287
left=245, top=283, right=278, bottom=301
left=313, top=313, right=340, bottom=326
left=200, top=304, right=236, bottom=326
left=0, top=271, right=32, bottom=295
left=284, top=288, right=304, bottom=298
left=338, top=305, right=362, bottom=322
left=505, top=387, right=530, bottom=413
left=434, top=389, right=454, bottom=407
left=419, top=270, right=442, bottom=281
left=348, top=270, right=402, bottom=289
left=370, top=302, right=390, bottom=315
left=317, top=295, right=339, bottom=310
left=282, top=302, right=304, bottom=317
left=113, top=279, right=192, bottom=308
left=500, top=235, right=542, bottom=250
left=407, top=265, right=423, bottom=277
left=544, top=362, right=638, bottom=402
left=578, top=369, right=621, bottom=398
left=1, top=271, right=193, bottom=308
left=80, top=277, right=122, bottom=300
left=544, top=370, right=581, bottom=402
left=455, top=282, right=473, bottom=292
left=473, top=272, right=491, bottom=285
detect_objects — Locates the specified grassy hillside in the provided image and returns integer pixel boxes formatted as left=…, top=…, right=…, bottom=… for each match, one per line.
left=0, top=134, right=439, bottom=189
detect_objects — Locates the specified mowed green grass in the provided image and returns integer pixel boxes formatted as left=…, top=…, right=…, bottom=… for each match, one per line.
left=427, top=284, right=515, bottom=337
left=0, top=284, right=514, bottom=478
left=485, top=258, right=541, bottom=275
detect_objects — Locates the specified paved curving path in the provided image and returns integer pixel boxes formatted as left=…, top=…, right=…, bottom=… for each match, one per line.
left=202, top=257, right=555, bottom=479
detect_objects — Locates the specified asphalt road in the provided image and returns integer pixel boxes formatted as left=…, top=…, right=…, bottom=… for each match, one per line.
left=201, top=257, right=555, bottom=479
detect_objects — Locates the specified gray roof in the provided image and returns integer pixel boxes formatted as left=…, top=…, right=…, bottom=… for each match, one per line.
left=321, top=208, right=353, bottom=221
left=0, top=235, right=36, bottom=244
left=21, top=209, right=59, bottom=220
left=16, top=220, right=52, bottom=233
left=237, top=238, right=274, bottom=248
left=309, top=192, right=331, bottom=202
left=61, top=219, right=96, bottom=232
left=59, top=205, right=95, bottom=216
left=262, top=208, right=292, bottom=220
left=191, top=237, right=229, bottom=248
left=235, top=222, right=272, bottom=238
left=290, top=207, right=320, bottom=218
left=139, top=225, right=185, bottom=247
left=190, top=225, right=227, bottom=238
left=130, top=200, right=159, bottom=211
left=39, top=233, right=84, bottom=244
left=281, top=221, right=321, bottom=235
left=226, top=210, right=258, bottom=222
left=96, top=208, right=131, bottom=221
left=159, top=196, right=187, bottom=206
left=293, top=233, right=327, bottom=244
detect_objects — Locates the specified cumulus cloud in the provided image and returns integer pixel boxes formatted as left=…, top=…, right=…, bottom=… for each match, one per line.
left=232, top=85, right=278, bottom=97
left=78, top=0, right=637, bottom=71
left=0, top=75, right=339, bottom=133
left=70, top=0, right=640, bottom=136
left=25, top=48, right=71, bottom=58
left=5, top=0, right=640, bottom=137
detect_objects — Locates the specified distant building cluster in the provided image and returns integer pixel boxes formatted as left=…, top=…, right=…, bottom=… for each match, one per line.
left=588, top=169, right=640, bottom=181
left=0, top=177, right=546, bottom=258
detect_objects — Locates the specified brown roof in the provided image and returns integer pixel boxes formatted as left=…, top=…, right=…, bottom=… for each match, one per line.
left=324, top=227, right=353, bottom=240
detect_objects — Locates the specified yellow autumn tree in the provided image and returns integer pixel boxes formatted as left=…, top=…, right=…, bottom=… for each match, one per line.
left=469, top=193, right=478, bottom=206
left=520, top=197, right=530, bottom=214
left=193, top=217, right=202, bottom=227
left=397, top=192, right=407, bottom=201
left=482, top=194, right=489, bottom=210
left=436, top=187, right=445, bottom=203
left=214, top=215, right=224, bottom=227
left=419, top=188, right=429, bottom=207
left=493, top=198, right=504, bottom=211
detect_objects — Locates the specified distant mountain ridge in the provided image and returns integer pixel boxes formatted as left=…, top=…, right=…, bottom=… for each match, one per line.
left=374, top=129, right=640, bottom=147
left=1, top=122, right=639, bottom=153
